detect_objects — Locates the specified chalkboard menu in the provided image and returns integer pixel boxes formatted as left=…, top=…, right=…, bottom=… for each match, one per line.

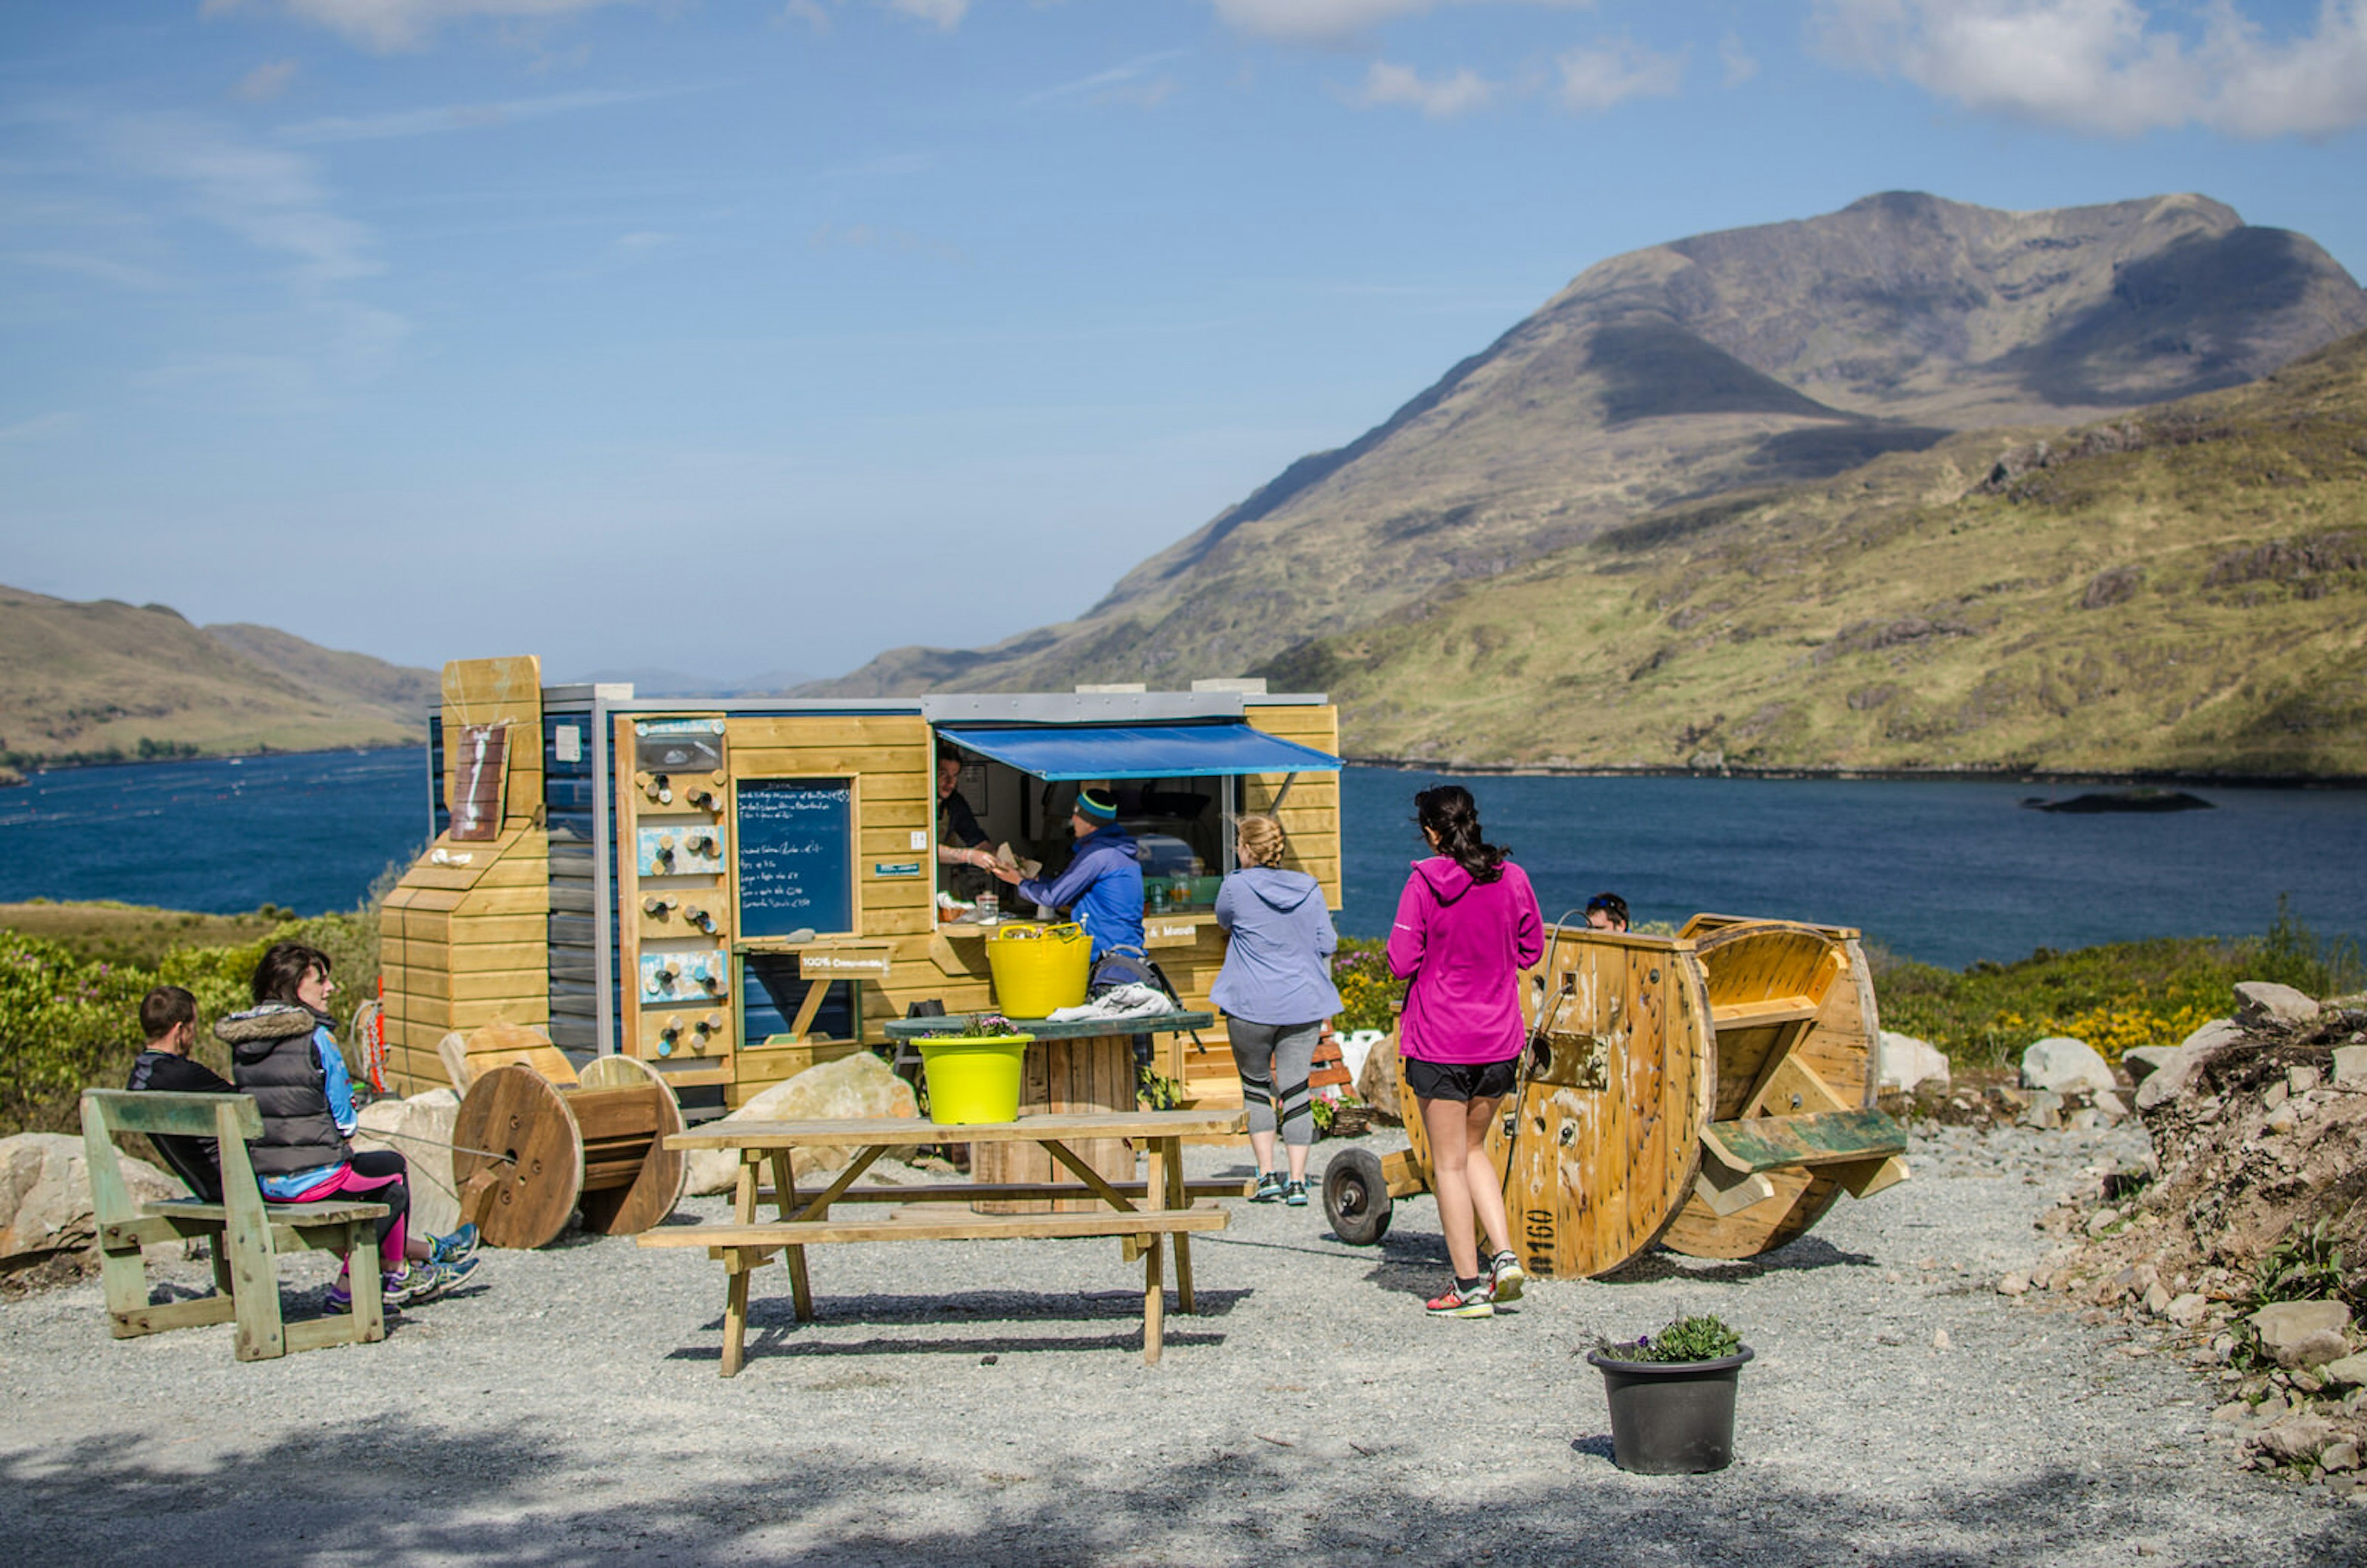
left=735, top=777, right=855, bottom=937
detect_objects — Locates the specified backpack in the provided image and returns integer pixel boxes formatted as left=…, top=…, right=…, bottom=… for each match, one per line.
left=1089, top=944, right=1183, bottom=1006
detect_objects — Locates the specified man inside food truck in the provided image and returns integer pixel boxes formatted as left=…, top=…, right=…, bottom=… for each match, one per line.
left=936, top=749, right=997, bottom=892
left=987, top=786, right=1144, bottom=958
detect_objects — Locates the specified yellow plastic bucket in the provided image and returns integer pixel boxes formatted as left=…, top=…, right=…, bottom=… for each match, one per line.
left=919, top=1034, right=1033, bottom=1124
left=984, top=921, right=1092, bottom=1017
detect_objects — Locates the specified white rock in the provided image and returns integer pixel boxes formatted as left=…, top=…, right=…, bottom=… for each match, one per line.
left=2165, top=1293, right=2209, bottom=1327
left=2252, top=1300, right=2353, bottom=1368
left=2135, top=1018, right=2246, bottom=1112
left=2335, top=1045, right=2367, bottom=1089
left=1336, top=1028, right=1386, bottom=1086
left=2143, top=1283, right=2172, bottom=1315
left=2264, top=1103, right=2300, bottom=1135
left=1932, top=1328, right=1952, bottom=1350
left=2022, top=1036, right=2115, bottom=1095
left=1997, top=1273, right=2031, bottom=1296
left=2093, top=1090, right=2130, bottom=1123
left=2250, top=1413, right=2337, bottom=1465
left=2325, top=1441, right=2361, bottom=1474
left=2321, top=1352, right=2367, bottom=1388
left=1878, top=1031, right=1952, bottom=1094
left=2289, top=1065, right=2323, bottom=1096
left=2234, top=981, right=2320, bottom=1026
left=2120, top=1045, right=2179, bottom=1086
left=684, top=1051, right=920, bottom=1197
left=352, top=1088, right=463, bottom=1239
left=0, top=1132, right=180, bottom=1268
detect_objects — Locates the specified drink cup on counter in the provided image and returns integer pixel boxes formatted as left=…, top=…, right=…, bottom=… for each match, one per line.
left=975, top=890, right=1000, bottom=924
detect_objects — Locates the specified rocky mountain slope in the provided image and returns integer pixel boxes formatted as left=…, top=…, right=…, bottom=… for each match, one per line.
left=1257, top=330, right=2367, bottom=777
left=814, top=191, right=2367, bottom=698
left=0, top=587, right=435, bottom=768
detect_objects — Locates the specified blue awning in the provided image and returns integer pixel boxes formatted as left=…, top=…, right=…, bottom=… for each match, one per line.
left=936, top=722, right=1343, bottom=782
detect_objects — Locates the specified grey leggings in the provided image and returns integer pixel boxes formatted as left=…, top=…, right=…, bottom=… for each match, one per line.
left=1228, top=1018, right=1322, bottom=1148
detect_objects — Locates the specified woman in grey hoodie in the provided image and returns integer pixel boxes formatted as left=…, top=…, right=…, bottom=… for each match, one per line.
left=1211, top=815, right=1342, bottom=1205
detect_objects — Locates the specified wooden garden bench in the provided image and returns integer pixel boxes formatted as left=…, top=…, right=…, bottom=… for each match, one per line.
left=80, top=1088, right=390, bottom=1361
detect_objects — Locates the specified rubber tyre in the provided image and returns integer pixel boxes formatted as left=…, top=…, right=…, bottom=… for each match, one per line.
left=1322, top=1146, right=1392, bottom=1245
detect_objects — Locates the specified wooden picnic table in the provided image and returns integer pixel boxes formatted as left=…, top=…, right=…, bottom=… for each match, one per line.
left=641, top=1107, right=1248, bottom=1375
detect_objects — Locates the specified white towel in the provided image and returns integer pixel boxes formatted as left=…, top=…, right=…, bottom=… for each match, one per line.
left=1047, top=984, right=1172, bottom=1023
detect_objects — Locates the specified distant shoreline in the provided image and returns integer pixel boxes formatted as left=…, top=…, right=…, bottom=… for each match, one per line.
left=0, top=740, right=420, bottom=786
left=1346, top=756, right=2367, bottom=790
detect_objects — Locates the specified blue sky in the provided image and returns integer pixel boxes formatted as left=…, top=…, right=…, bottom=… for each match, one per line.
left=5, top=1, right=2364, bottom=685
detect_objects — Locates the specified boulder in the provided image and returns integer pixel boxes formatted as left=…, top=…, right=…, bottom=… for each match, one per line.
left=684, top=1051, right=919, bottom=1197
left=2249, top=1413, right=2338, bottom=1465
left=2135, top=1018, right=2245, bottom=1113
left=2321, top=1352, right=2367, bottom=1388
left=2334, top=1044, right=2367, bottom=1090
left=2324, top=1441, right=2361, bottom=1474
left=1336, top=1028, right=1386, bottom=1087
left=2021, top=1036, right=2114, bottom=1094
left=2121, top=1045, right=2179, bottom=1087
left=352, top=1088, right=462, bottom=1238
left=2165, top=1292, right=2209, bottom=1327
left=2252, top=1300, right=2353, bottom=1368
left=1354, top=1032, right=1403, bottom=1122
left=1878, top=1031, right=1950, bottom=1094
left=1, top=1132, right=179, bottom=1272
left=2233, top=981, right=2320, bottom=1027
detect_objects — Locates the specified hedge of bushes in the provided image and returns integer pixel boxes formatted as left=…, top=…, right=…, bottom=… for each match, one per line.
left=0, top=910, right=377, bottom=1138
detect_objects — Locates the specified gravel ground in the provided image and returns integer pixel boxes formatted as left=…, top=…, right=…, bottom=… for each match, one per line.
left=4, top=1123, right=2360, bottom=1567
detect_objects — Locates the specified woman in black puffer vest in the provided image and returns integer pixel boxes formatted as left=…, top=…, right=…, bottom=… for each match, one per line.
left=221, top=941, right=482, bottom=1312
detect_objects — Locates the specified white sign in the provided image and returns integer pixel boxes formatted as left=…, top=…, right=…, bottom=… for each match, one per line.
left=554, top=725, right=583, bottom=763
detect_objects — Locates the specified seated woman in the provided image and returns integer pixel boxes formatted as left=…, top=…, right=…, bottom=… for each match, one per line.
left=219, top=941, right=482, bottom=1313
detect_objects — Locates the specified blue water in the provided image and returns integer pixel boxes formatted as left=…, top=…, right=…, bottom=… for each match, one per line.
left=1339, top=771, right=2367, bottom=968
left=0, top=750, right=428, bottom=916
left=2, top=753, right=2361, bottom=970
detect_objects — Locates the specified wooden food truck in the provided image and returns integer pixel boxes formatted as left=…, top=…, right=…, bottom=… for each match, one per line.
left=377, top=656, right=1343, bottom=1115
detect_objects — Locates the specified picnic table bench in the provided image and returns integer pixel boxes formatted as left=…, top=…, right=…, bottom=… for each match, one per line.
left=640, top=1107, right=1248, bottom=1374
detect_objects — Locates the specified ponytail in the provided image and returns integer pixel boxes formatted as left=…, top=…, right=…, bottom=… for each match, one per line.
left=1414, top=785, right=1508, bottom=884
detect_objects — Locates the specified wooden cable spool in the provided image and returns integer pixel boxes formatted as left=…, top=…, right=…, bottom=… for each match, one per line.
left=1660, top=915, right=1900, bottom=1259
left=1329, top=913, right=1905, bottom=1276
left=452, top=1056, right=689, bottom=1249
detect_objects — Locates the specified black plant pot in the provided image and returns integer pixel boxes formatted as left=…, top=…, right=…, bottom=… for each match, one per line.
left=1585, top=1345, right=1754, bottom=1474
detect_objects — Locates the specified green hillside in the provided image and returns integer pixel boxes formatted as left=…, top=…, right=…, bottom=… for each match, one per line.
left=0, top=588, right=435, bottom=770
left=1255, top=332, right=2367, bottom=777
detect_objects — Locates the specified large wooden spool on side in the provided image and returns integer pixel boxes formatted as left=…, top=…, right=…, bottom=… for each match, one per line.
left=1660, top=917, right=1889, bottom=1259
left=1394, top=927, right=1714, bottom=1279
left=452, top=1058, right=689, bottom=1249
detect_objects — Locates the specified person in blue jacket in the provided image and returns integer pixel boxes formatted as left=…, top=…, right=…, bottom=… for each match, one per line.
left=988, top=786, right=1145, bottom=959
left=1211, top=814, right=1341, bottom=1206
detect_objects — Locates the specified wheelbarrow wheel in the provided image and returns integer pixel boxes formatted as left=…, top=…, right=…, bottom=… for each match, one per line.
left=1323, top=1146, right=1392, bottom=1245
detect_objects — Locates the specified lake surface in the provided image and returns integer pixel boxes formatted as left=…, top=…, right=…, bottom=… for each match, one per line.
left=2, top=752, right=2362, bottom=970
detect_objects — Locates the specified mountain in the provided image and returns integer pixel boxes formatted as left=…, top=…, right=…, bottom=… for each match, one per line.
left=811, top=191, right=2367, bottom=698
left=0, top=587, right=436, bottom=769
left=1259, top=329, right=2367, bottom=777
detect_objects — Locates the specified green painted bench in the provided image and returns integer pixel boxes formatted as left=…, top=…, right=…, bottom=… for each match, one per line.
left=81, top=1088, right=389, bottom=1361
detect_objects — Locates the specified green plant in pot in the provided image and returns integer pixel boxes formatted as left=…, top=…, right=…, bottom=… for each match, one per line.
left=1585, top=1314, right=1754, bottom=1474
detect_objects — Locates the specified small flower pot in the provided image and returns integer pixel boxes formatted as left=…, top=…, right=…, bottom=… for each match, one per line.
left=1585, top=1344, right=1754, bottom=1474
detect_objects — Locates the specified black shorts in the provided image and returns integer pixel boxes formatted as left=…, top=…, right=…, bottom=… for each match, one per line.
left=1404, top=1055, right=1518, bottom=1103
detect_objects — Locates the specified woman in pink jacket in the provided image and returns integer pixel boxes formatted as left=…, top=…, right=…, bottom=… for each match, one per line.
left=1386, top=785, right=1543, bottom=1318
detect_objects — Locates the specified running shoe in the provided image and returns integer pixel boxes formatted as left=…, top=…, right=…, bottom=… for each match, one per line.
left=1425, top=1279, right=1495, bottom=1318
left=324, top=1275, right=354, bottom=1315
left=428, top=1223, right=480, bottom=1267
left=1284, top=1180, right=1309, bottom=1207
left=388, top=1255, right=481, bottom=1308
left=1490, top=1249, right=1526, bottom=1304
left=1249, top=1172, right=1287, bottom=1204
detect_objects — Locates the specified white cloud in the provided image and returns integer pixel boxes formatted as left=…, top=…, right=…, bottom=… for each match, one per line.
left=1354, top=60, right=1500, bottom=117
left=277, top=86, right=678, bottom=144
left=233, top=59, right=300, bottom=102
left=885, top=0, right=967, bottom=27
left=1812, top=0, right=2367, bottom=138
left=102, top=114, right=375, bottom=281
left=1720, top=30, right=1758, bottom=86
left=1210, top=0, right=1592, bottom=46
left=1027, top=51, right=1190, bottom=106
left=202, top=0, right=638, bottom=53
left=1555, top=37, right=1685, bottom=113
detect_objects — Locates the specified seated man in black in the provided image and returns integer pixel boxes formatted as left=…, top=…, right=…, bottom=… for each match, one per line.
left=126, top=984, right=234, bottom=1201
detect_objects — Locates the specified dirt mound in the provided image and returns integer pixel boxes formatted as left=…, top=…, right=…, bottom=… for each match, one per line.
left=2023, top=992, right=2367, bottom=1482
